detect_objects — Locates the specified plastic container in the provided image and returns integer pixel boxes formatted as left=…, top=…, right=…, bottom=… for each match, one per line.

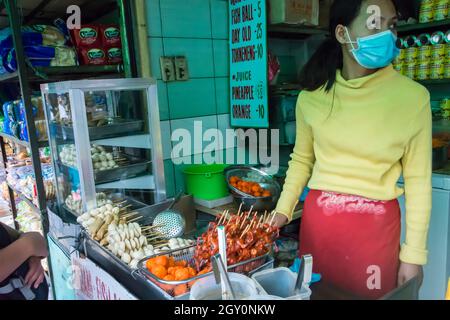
left=251, top=267, right=312, bottom=300
left=183, top=164, right=229, bottom=200
left=245, top=295, right=285, bottom=300
left=190, top=273, right=258, bottom=300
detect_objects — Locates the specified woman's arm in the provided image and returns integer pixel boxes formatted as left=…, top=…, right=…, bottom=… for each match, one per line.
left=400, top=93, right=432, bottom=269
left=0, top=224, right=48, bottom=283
left=274, top=93, right=315, bottom=225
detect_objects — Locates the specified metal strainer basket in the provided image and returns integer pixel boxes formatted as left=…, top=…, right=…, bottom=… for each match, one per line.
left=153, top=210, right=186, bottom=239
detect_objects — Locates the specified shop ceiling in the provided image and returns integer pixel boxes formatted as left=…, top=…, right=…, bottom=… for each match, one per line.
left=0, top=0, right=117, bottom=28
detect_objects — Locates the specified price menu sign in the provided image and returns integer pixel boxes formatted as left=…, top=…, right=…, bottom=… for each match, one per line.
left=229, top=0, right=268, bottom=128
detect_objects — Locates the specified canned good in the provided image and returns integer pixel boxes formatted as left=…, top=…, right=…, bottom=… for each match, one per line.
left=404, top=63, right=417, bottom=79
left=446, top=30, right=450, bottom=60
left=441, top=99, right=450, bottom=111
left=431, top=31, right=446, bottom=62
left=405, top=47, right=419, bottom=62
left=419, top=7, right=434, bottom=23
left=432, top=44, right=446, bottom=62
left=445, top=61, right=450, bottom=78
left=433, top=0, right=449, bottom=21
left=417, top=63, right=431, bottom=80
left=404, top=35, right=418, bottom=48
left=430, top=61, right=445, bottom=79
left=397, top=48, right=406, bottom=61
left=418, top=45, right=432, bottom=62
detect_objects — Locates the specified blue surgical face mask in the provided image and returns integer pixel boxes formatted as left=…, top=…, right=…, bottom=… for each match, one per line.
left=344, top=27, right=400, bottom=69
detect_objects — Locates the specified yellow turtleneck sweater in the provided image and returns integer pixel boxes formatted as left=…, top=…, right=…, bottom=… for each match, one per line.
left=275, top=65, right=432, bottom=265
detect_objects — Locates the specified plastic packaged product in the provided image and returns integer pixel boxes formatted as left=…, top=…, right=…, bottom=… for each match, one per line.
left=431, top=31, right=446, bottom=63
left=101, top=25, right=121, bottom=47
left=106, top=47, right=122, bottom=64
left=433, top=0, right=449, bottom=21
left=419, top=0, right=435, bottom=23
left=417, top=62, right=431, bottom=80
left=78, top=47, right=106, bottom=65
left=430, top=61, right=445, bottom=79
left=71, top=25, right=101, bottom=47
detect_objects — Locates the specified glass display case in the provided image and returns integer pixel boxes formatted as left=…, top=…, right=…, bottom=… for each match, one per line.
left=40, top=78, right=166, bottom=215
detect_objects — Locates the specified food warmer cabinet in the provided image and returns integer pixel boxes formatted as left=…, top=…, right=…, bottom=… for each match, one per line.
left=40, top=78, right=167, bottom=215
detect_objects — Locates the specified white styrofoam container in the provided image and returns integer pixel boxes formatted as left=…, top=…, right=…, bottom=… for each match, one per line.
left=193, top=195, right=233, bottom=209
left=251, top=267, right=312, bottom=300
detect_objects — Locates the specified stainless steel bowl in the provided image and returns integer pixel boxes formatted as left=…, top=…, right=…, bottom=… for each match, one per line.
left=224, top=166, right=281, bottom=211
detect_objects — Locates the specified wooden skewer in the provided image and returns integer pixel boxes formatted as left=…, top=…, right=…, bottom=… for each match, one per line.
left=118, top=204, right=133, bottom=212
left=153, top=244, right=169, bottom=249
left=240, top=224, right=251, bottom=239
left=142, top=224, right=164, bottom=230
left=121, top=211, right=139, bottom=219
left=237, top=203, right=243, bottom=216
left=217, top=210, right=226, bottom=225
left=127, top=216, right=143, bottom=223
left=112, top=200, right=127, bottom=205
left=257, top=215, right=264, bottom=228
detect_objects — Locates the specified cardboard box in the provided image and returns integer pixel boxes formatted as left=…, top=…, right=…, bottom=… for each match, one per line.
left=269, top=0, right=320, bottom=25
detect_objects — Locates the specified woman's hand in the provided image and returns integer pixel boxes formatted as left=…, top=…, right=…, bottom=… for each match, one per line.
left=271, top=213, right=289, bottom=228
left=25, top=257, right=46, bottom=289
left=21, top=232, right=48, bottom=258
left=398, top=262, right=423, bottom=287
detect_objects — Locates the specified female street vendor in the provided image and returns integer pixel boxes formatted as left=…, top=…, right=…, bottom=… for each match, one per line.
left=273, top=0, right=432, bottom=299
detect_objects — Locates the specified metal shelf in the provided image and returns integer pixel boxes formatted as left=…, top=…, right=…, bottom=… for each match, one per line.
left=397, top=19, right=450, bottom=33
left=0, top=65, right=123, bottom=83
left=417, top=79, right=450, bottom=86
left=0, top=132, right=48, bottom=148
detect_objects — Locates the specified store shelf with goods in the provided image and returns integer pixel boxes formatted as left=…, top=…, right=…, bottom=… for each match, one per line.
left=6, top=182, right=40, bottom=214
left=397, top=19, right=450, bottom=34
left=0, top=132, right=48, bottom=148
left=268, top=23, right=329, bottom=39
left=0, top=65, right=124, bottom=83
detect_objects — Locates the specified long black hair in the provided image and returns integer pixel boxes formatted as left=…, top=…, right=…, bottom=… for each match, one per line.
left=299, top=0, right=366, bottom=92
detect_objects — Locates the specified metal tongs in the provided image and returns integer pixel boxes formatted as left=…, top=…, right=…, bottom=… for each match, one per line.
left=211, top=253, right=236, bottom=300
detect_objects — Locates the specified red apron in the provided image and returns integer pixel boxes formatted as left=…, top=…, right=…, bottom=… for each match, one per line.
left=299, top=189, right=400, bottom=299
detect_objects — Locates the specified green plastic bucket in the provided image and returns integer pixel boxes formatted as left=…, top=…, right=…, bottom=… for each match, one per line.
left=183, top=164, right=229, bottom=200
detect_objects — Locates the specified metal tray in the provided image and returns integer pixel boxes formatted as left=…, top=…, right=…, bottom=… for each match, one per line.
left=50, top=119, right=144, bottom=141
left=58, top=156, right=151, bottom=185
left=94, top=160, right=151, bottom=184
left=137, top=244, right=273, bottom=299
left=62, top=194, right=148, bottom=217
left=74, top=197, right=196, bottom=299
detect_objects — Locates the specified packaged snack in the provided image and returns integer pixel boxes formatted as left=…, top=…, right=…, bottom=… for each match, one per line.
left=106, top=47, right=123, bottom=64
left=101, top=25, right=121, bottom=46
left=78, top=47, right=106, bottom=65
left=71, top=25, right=101, bottom=47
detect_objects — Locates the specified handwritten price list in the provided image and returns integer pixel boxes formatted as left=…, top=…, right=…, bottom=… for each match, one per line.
left=229, top=0, right=268, bottom=128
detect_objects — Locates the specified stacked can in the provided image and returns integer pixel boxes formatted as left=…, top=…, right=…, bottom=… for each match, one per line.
left=430, top=31, right=446, bottom=79
left=417, top=34, right=432, bottom=80
left=403, top=35, right=419, bottom=79
left=419, top=0, right=449, bottom=23
left=434, top=0, right=449, bottom=21
left=441, top=99, right=450, bottom=120
left=446, top=30, right=450, bottom=79
left=392, top=38, right=406, bottom=73
left=419, top=0, right=435, bottom=23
